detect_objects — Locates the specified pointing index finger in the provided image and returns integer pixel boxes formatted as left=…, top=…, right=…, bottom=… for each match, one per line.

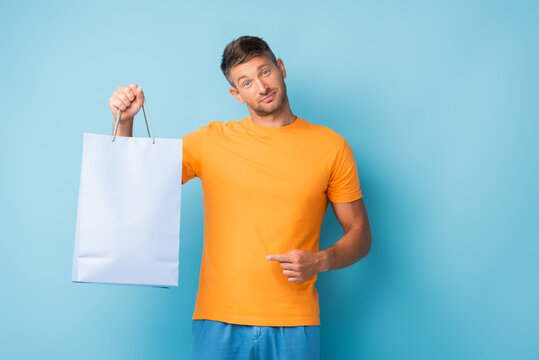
left=266, top=254, right=292, bottom=262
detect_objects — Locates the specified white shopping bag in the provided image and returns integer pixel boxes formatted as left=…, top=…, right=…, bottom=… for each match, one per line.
left=72, top=102, right=182, bottom=288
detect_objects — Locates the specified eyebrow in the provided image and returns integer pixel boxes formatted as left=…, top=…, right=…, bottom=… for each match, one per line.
left=236, top=63, right=271, bottom=83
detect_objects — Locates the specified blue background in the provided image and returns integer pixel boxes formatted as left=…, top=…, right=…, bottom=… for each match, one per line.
left=1, top=1, right=537, bottom=359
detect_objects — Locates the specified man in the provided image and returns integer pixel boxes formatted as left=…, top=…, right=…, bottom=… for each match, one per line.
left=109, top=35, right=372, bottom=360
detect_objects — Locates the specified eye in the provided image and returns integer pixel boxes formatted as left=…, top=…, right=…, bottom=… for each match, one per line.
left=262, top=69, right=270, bottom=75
left=243, top=81, right=251, bottom=87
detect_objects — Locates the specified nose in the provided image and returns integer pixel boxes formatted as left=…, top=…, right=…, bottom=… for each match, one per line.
left=256, top=79, right=269, bottom=94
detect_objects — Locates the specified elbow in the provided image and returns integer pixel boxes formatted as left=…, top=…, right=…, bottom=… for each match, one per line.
left=365, top=232, right=373, bottom=257
left=348, top=222, right=372, bottom=261
left=360, top=228, right=372, bottom=259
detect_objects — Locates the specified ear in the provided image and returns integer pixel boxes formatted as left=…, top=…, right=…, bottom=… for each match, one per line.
left=277, top=58, right=287, bottom=79
left=229, top=86, right=245, bottom=104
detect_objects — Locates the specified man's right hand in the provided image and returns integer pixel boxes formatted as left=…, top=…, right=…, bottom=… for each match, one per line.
left=109, top=84, right=144, bottom=134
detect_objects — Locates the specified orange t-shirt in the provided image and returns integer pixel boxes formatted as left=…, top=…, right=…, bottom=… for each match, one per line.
left=181, top=115, right=362, bottom=326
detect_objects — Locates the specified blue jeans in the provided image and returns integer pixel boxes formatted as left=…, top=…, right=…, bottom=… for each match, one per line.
left=191, top=319, right=320, bottom=360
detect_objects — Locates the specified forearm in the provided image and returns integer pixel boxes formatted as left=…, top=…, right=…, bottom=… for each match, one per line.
left=316, top=225, right=372, bottom=272
left=113, top=117, right=134, bottom=137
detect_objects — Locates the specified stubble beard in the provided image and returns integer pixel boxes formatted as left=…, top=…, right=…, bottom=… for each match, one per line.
left=252, top=83, right=288, bottom=117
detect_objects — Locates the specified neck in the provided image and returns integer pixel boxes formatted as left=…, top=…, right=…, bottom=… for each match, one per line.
left=248, top=96, right=296, bottom=127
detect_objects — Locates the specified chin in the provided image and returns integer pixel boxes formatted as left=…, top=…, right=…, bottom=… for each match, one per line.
left=259, top=95, right=284, bottom=113
left=253, top=108, right=277, bottom=116
left=259, top=102, right=281, bottom=114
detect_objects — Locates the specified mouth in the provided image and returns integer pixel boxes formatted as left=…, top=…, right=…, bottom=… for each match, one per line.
left=260, top=91, right=276, bottom=103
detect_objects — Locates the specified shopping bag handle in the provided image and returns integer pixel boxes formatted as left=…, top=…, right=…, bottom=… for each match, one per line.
left=112, top=98, right=155, bottom=144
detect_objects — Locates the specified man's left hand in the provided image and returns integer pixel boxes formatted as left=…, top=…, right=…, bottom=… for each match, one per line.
left=266, top=249, right=322, bottom=283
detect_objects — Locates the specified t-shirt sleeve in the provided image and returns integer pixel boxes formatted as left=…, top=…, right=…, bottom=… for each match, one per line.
left=181, top=125, right=208, bottom=185
left=327, top=137, right=363, bottom=203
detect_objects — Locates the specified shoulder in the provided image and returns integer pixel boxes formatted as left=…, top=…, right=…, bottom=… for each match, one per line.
left=302, top=119, right=347, bottom=146
left=204, top=119, right=244, bottom=132
left=182, top=119, right=236, bottom=137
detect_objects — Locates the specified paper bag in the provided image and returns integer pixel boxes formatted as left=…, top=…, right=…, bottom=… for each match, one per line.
left=72, top=130, right=182, bottom=288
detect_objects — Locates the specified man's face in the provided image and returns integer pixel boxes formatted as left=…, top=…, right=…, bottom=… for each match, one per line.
left=228, top=55, right=288, bottom=116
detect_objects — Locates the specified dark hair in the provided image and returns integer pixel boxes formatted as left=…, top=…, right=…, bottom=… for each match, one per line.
left=220, top=36, right=278, bottom=87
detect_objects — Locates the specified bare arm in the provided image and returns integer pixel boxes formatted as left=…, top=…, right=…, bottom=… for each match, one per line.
left=316, top=197, right=372, bottom=272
